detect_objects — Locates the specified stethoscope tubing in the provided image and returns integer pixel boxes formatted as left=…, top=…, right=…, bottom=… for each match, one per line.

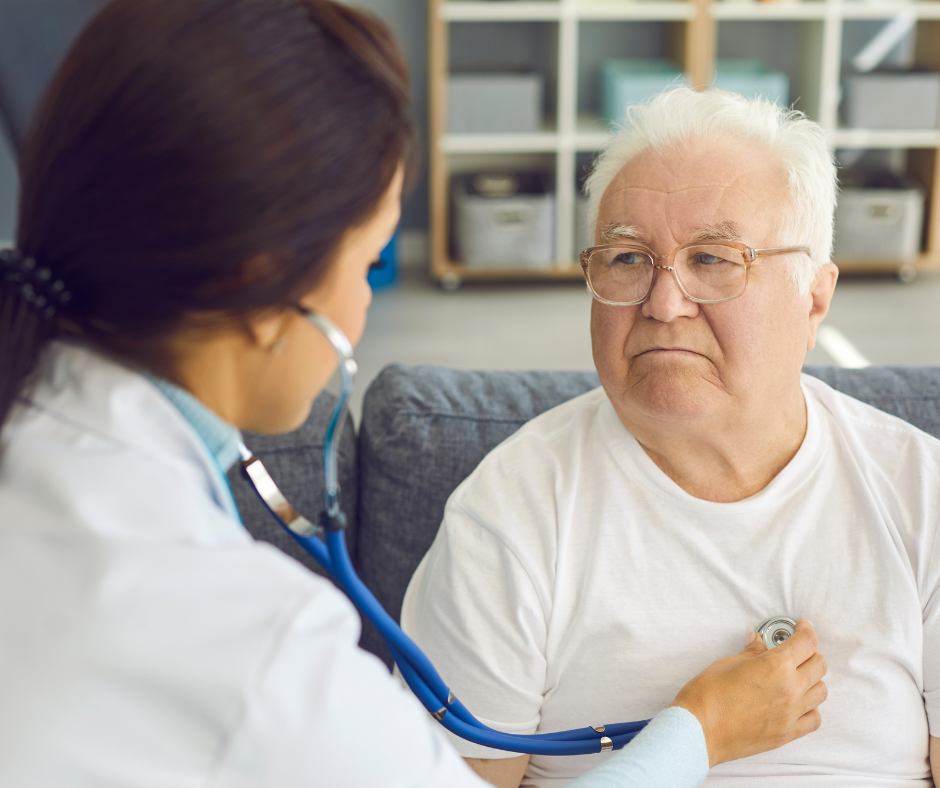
left=280, top=524, right=649, bottom=754
left=241, top=309, right=651, bottom=756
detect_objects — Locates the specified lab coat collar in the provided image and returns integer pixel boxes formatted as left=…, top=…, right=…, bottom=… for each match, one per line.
left=22, top=340, right=244, bottom=525
left=147, top=376, right=243, bottom=475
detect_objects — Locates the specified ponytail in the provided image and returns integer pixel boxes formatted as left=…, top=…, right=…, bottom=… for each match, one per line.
left=7, top=0, right=415, bottom=438
left=0, top=250, right=72, bottom=437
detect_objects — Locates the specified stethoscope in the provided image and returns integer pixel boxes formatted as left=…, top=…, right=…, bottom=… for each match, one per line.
left=237, top=307, right=798, bottom=756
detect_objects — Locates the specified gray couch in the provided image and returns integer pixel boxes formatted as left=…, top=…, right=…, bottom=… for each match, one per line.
left=229, top=364, right=940, bottom=668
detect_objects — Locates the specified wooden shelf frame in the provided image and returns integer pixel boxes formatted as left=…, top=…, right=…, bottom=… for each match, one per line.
left=429, top=0, right=940, bottom=284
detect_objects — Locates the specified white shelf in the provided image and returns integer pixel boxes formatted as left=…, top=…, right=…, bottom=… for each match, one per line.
left=442, top=0, right=940, bottom=22
left=713, top=0, right=940, bottom=20
left=829, top=128, right=940, bottom=148
left=838, top=1, right=940, bottom=19
left=441, top=2, right=562, bottom=21
left=712, top=1, right=828, bottom=20
left=440, top=118, right=631, bottom=153
left=576, top=2, right=695, bottom=21
left=441, top=131, right=561, bottom=152
left=442, top=0, right=695, bottom=21
left=576, top=115, right=616, bottom=150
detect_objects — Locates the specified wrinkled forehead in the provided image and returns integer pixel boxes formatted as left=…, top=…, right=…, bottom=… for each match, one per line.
left=596, top=137, right=791, bottom=245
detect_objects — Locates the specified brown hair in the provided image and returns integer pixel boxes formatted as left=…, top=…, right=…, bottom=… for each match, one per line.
left=0, top=0, right=416, bottom=434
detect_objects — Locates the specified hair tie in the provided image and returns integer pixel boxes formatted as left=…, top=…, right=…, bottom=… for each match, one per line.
left=0, top=248, right=72, bottom=321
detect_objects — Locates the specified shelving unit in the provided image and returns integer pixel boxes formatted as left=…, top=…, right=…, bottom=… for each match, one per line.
left=428, top=0, right=940, bottom=287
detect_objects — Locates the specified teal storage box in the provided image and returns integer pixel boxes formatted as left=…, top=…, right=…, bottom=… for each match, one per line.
left=601, top=59, right=686, bottom=123
left=712, top=59, right=789, bottom=106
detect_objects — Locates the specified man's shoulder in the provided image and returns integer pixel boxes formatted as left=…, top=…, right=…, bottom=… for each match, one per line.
left=802, top=371, right=940, bottom=474
left=483, top=384, right=609, bottom=459
left=447, top=385, right=610, bottom=505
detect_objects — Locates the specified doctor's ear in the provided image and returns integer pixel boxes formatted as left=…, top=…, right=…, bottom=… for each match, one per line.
left=805, top=263, right=838, bottom=351
left=227, top=252, right=297, bottom=353
left=241, top=307, right=294, bottom=354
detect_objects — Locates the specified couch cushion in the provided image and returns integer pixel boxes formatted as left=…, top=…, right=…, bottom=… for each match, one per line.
left=803, top=366, right=940, bottom=437
left=228, top=391, right=358, bottom=584
left=357, top=364, right=940, bottom=666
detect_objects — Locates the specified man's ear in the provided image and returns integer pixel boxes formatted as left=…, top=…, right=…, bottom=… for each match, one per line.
left=806, top=263, right=838, bottom=351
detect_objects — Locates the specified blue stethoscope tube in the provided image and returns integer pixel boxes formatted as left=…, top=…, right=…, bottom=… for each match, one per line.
left=238, top=309, right=651, bottom=756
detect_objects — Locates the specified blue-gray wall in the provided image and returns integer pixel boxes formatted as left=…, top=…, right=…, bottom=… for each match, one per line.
left=358, top=0, right=429, bottom=231
left=0, top=0, right=432, bottom=238
left=0, top=132, right=14, bottom=241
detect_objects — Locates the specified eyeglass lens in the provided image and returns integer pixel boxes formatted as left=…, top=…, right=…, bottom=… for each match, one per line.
left=587, top=245, right=748, bottom=303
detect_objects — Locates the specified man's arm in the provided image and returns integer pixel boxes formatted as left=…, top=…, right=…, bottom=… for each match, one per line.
left=930, top=736, right=939, bottom=782
left=465, top=755, right=530, bottom=788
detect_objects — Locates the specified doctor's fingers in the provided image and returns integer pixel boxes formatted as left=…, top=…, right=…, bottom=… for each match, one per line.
left=791, top=706, right=824, bottom=740
left=795, top=651, right=828, bottom=691
left=772, top=619, right=820, bottom=669
left=798, top=679, right=828, bottom=718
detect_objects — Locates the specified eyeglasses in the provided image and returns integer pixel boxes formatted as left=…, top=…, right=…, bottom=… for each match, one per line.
left=580, top=242, right=811, bottom=306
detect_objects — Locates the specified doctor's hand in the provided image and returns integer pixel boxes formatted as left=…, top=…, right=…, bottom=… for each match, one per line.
left=669, top=619, right=827, bottom=768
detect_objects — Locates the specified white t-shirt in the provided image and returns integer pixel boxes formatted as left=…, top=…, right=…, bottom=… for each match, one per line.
left=401, top=375, right=940, bottom=787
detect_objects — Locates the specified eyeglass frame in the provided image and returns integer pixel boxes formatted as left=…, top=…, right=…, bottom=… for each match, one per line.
left=579, top=241, right=811, bottom=306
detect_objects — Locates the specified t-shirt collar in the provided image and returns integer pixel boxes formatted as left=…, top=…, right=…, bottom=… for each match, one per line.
left=598, top=376, right=826, bottom=513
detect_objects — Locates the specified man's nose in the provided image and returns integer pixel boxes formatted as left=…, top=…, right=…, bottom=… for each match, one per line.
left=640, top=264, right=700, bottom=322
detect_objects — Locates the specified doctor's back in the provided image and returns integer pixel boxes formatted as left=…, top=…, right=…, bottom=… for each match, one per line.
left=0, top=1, right=481, bottom=784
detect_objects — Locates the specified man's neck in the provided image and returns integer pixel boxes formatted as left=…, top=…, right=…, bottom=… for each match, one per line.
left=616, top=385, right=808, bottom=503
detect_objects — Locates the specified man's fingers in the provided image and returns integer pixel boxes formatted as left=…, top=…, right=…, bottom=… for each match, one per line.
left=774, top=619, right=819, bottom=667
left=799, top=680, right=828, bottom=717
left=796, top=651, right=828, bottom=689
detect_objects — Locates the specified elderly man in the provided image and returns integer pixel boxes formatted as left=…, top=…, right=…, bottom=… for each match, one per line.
left=400, top=88, right=940, bottom=787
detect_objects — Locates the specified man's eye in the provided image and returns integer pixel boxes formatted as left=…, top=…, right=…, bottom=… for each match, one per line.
left=611, top=252, right=647, bottom=267
left=690, top=252, right=726, bottom=266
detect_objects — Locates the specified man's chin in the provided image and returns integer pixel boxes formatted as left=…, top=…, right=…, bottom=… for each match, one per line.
left=621, top=370, right=720, bottom=423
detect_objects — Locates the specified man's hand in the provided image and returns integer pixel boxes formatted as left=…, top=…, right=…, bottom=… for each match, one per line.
left=670, top=619, right=828, bottom=767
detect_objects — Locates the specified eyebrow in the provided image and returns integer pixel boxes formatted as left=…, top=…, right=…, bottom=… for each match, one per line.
left=600, top=223, right=645, bottom=243
left=686, top=222, right=742, bottom=243
left=600, top=221, right=744, bottom=246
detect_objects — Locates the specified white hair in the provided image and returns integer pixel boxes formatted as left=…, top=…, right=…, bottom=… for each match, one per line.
left=583, top=87, right=838, bottom=294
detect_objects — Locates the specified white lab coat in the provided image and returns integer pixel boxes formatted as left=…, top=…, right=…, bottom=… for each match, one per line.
left=0, top=341, right=483, bottom=787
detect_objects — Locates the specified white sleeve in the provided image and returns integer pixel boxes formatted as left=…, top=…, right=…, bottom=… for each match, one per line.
left=400, top=500, right=550, bottom=760
left=569, top=707, right=708, bottom=788
left=214, top=584, right=487, bottom=788
left=923, top=511, right=940, bottom=737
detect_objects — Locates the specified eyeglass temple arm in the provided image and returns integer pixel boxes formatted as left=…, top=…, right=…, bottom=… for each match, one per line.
left=751, top=246, right=811, bottom=259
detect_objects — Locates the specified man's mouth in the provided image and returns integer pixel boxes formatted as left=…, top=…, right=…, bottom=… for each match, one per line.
left=638, top=347, right=703, bottom=357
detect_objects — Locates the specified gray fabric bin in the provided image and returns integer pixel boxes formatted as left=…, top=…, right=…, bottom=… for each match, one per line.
left=453, top=172, right=555, bottom=268
left=833, top=187, right=924, bottom=263
left=843, top=72, right=940, bottom=130
left=447, top=73, right=543, bottom=134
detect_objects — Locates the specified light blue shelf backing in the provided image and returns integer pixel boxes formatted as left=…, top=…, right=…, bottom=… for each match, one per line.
left=601, top=59, right=687, bottom=124
left=712, top=59, right=790, bottom=107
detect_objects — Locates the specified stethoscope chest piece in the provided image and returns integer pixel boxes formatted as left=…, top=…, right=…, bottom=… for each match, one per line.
left=757, top=616, right=797, bottom=649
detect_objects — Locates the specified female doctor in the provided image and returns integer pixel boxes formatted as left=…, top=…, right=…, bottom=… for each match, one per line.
left=0, top=0, right=828, bottom=785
